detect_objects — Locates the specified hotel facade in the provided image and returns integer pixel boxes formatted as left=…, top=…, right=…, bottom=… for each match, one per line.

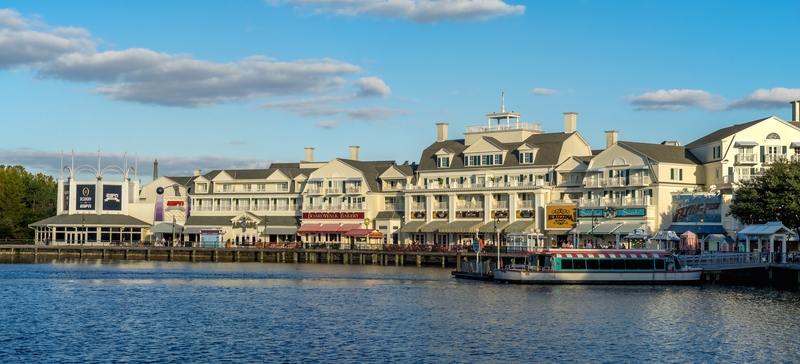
left=31, top=101, right=800, bottom=250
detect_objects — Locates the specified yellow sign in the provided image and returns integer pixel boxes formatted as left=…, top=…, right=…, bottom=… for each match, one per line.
left=545, top=205, right=577, bottom=230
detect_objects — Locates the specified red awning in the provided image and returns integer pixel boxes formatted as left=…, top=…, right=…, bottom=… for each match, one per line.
left=297, top=223, right=321, bottom=233
left=344, top=229, right=385, bottom=238
left=337, top=223, right=361, bottom=232
left=316, top=224, right=342, bottom=233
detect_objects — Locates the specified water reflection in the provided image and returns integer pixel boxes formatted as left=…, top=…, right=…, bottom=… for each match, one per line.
left=0, top=259, right=798, bottom=363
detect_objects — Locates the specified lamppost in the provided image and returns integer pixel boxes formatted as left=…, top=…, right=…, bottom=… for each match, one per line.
left=81, top=215, right=85, bottom=246
left=587, top=216, right=599, bottom=249
left=172, top=215, right=176, bottom=247
left=695, top=211, right=704, bottom=252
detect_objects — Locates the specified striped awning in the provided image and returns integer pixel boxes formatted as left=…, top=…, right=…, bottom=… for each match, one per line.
left=504, top=220, right=536, bottom=233
left=398, top=221, right=426, bottom=233
left=317, top=224, right=343, bottom=233
left=439, top=220, right=484, bottom=233
left=419, top=221, right=448, bottom=233
left=478, top=221, right=510, bottom=233
left=336, top=223, right=361, bottom=232
left=150, top=222, right=183, bottom=234
left=553, top=251, right=664, bottom=259
left=297, top=223, right=321, bottom=233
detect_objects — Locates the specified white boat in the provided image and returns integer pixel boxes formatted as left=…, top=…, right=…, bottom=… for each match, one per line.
left=493, top=249, right=702, bottom=284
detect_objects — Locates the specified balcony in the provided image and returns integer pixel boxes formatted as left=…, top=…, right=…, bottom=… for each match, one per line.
left=196, top=205, right=213, bottom=212
left=234, top=205, right=250, bottom=211
left=215, top=205, right=232, bottom=211
left=408, top=179, right=547, bottom=190
left=306, top=187, right=323, bottom=194
left=456, top=202, right=484, bottom=210
left=346, top=186, right=362, bottom=194
left=274, top=187, right=289, bottom=192
left=465, top=121, right=542, bottom=133
left=491, top=201, right=509, bottom=209
left=764, top=154, right=787, bottom=164
left=628, top=175, right=651, bottom=186
left=305, top=203, right=366, bottom=211
left=735, top=153, right=758, bottom=165
left=722, top=172, right=763, bottom=184
left=410, top=202, right=426, bottom=210
left=584, top=179, right=603, bottom=188
left=384, top=183, right=405, bottom=191
left=384, top=203, right=405, bottom=211
left=432, top=202, right=449, bottom=210
left=605, top=177, right=626, bottom=187
left=326, top=188, right=343, bottom=195
left=516, top=200, right=534, bottom=209
left=271, top=205, right=291, bottom=211
left=578, top=196, right=651, bottom=207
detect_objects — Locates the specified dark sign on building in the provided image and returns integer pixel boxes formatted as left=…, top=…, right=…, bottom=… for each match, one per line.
left=103, top=185, right=123, bottom=211
left=77, top=185, right=95, bottom=210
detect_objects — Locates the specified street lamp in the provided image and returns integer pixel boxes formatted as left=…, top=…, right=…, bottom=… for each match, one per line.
left=81, top=215, right=85, bottom=245
left=172, top=215, right=176, bottom=247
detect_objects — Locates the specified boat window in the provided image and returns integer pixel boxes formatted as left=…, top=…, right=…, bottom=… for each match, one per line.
left=625, top=259, right=638, bottom=270
left=561, top=259, right=573, bottom=270
left=599, top=259, right=613, bottom=270
left=637, top=259, right=653, bottom=270
left=542, top=255, right=552, bottom=268
left=586, top=259, right=599, bottom=270
left=612, top=259, right=625, bottom=270
left=654, top=258, right=665, bottom=270
left=573, top=259, right=586, bottom=270
left=672, top=256, right=682, bottom=270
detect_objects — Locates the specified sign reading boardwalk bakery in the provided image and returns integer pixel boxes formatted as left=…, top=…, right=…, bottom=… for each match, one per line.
left=545, top=205, right=577, bottom=230
left=303, top=212, right=365, bottom=219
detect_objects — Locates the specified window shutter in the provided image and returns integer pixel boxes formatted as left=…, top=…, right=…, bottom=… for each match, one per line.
left=544, top=174, right=550, bottom=182
left=504, top=175, right=508, bottom=183
left=446, top=177, right=450, bottom=184
left=670, top=169, right=674, bottom=180
left=625, top=169, right=630, bottom=185
left=588, top=191, right=593, bottom=199
left=728, top=167, right=733, bottom=176
left=679, top=169, right=683, bottom=181
left=760, top=146, right=765, bottom=162
left=424, top=178, right=428, bottom=186
left=750, top=168, right=755, bottom=174
left=529, top=174, right=533, bottom=182
left=783, top=146, right=787, bottom=154
left=648, top=189, right=653, bottom=197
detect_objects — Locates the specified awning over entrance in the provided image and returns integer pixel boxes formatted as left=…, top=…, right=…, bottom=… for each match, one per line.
left=184, top=227, right=203, bottom=234
left=667, top=224, right=726, bottom=234
left=397, top=221, right=426, bottom=233
left=615, top=222, right=645, bottom=235
left=439, top=220, right=484, bottom=233
left=262, top=227, right=298, bottom=235
left=297, top=223, right=321, bottom=233
left=150, top=222, right=183, bottom=234
left=478, top=221, right=510, bottom=233
left=317, top=224, right=342, bottom=233
left=504, top=220, right=536, bottom=233
left=337, top=224, right=361, bottom=232
left=590, top=222, right=623, bottom=235
left=419, top=221, right=448, bottom=233
left=343, top=229, right=384, bottom=237
left=570, top=221, right=594, bottom=234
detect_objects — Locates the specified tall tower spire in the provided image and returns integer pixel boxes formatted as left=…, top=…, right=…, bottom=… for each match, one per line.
left=501, top=88, right=505, bottom=113
left=153, top=159, right=159, bottom=180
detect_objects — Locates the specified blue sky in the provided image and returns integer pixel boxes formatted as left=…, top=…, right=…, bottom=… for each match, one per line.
left=1, top=0, right=799, bottom=183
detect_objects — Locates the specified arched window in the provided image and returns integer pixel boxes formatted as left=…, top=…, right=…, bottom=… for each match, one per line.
left=766, top=132, right=781, bottom=140
left=612, top=157, right=627, bottom=166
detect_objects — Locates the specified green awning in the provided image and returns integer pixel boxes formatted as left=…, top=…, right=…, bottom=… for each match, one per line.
left=440, top=220, right=484, bottom=233
left=398, top=220, right=426, bottom=233
left=570, top=221, right=594, bottom=234
left=479, top=221, right=510, bottom=233
left=504, top=220, right=537, bottom=233
left=590, top=222, right=623, bottom=235
left=419, top=221, right=449, bottom=233
left=615, top=222, right=645, bottom=235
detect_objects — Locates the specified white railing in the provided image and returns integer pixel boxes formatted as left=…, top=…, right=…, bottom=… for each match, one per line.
left=629, top=176, right=651, bottom=185
left=465, top=121, right=542, bottom=133
left=196, top=205, right=213, bottom=211
left=456, top=202, right=484, bottom=210
left=764, top=154, right=786, bottom=164
left=409, top=180, right=546, bottom=190
left=410, top=202, right=426, bottom=210
left=517, top=200, right=534, bottom=209
left=235, top=205, right=250, bottom=211
left=492, top=201, right=509, bottom=209
left=578, top=196, right=651, bottom=207
left=306, top=187, right=323, bottom=194
left=678, top=252, right=764, bottom=268
left=346, top=186, right=362, bottom=194
left=584, top=179, right=602, bottom=187
left=735, top=153, right=758, bottom=164
left=216, top=205, right=232, bottom=211
left=327, top=188, right=342, bottom=194
left=432, top=202, right=448, bottom=210
left=384, top=203, right=405, bottom=211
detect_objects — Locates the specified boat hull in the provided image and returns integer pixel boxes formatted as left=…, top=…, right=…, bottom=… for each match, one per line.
left=493, top=268, right=703, bottom=285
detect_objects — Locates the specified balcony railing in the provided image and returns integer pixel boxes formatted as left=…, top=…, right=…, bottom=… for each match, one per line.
left=410, top=202, right=425, bottom=210
left=629, top=175, right=651, bottom=186
left=216, top=205, right=232, bottom=211
left=305, top=203, right=366, bottom=211
left=384, top=203, right=405, bottom=211
left=326, top=188, right=343, bottom=194
left=196, top=205, right=213, bottom=211
left=465, top=121, right=542, bottom=133
left=456, top=202, right=484, bottom=210
left=516, top=200, right=534, bottom=209
left=735, top=153, right=758, bottom=164
left=408, top=180, right=546, bottom=190
left=384, top=183, right=406, bottom=191
left=235, top=205, right=250, bottom=211
left=432, top=202, right=448, bottom=210
left=306, top=187, right=323, bottom=194
left=492, top=201, right=509, bottom=209
left=346, top=187, right=362, bottom=194
left=764, top=154, right=787, bottom=164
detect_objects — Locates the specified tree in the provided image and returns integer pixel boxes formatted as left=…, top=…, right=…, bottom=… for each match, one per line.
left=0, top=165, right=57, bottom=239
left=728, top=159, right=800, bottom=237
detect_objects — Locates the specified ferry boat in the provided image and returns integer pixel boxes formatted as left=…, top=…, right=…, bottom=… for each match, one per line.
left=493, top=249, right=702, bottom=284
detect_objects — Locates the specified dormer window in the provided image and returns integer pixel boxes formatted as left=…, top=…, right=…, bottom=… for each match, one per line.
left=437, top=156, right=450, bottom=168
left=519, top=152, right=533, bottom=164
left=465, top=153, right=503, bottom=166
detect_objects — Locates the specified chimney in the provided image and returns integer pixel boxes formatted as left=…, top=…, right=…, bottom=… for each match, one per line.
left=605, top=130, right=618, bottom=149
left=304, top=147, right=314, bottom=162
left=563, top=112, right=578, bottom=133
left=193, top=169, right=201, bottom=176
left=792, top=100, right=800, bottom=122
left=153, top=159, right=158, bottom=180
left=436, top=123, right=448, bottom=142
left=349, top=146, right=359, bottom=161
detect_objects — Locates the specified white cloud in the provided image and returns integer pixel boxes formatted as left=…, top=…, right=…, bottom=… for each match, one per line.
left=280, top=0, right=525, bottom=23
left=317, top=120, right=340, bottom=129
left=628, top=88, right=800, bottom=112
left=0, top=28, right=95, bottom=69
left=355, top=76, right=391, bottom=97
left=627, top=89, right=727, bottom=111
left=0, top=9, right=27, bottom=30
left=0, top=148, right=276, bottom=181
left=529, top=87, right=558, bottom=96
left=727, top=88, right=800, bottom=110
left=50, top=26, right=91, bottom=38
left=263, top=95, right=411, bottom=121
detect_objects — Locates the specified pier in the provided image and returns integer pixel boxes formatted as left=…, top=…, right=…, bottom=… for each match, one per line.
left=678, top=252, right=800, bottom=287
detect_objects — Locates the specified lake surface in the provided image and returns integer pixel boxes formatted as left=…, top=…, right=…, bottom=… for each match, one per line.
left=1, top=257, right=799, bottom=363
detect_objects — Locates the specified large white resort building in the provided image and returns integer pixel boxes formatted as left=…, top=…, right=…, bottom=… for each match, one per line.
left=30, top=100, right=800, bottom=251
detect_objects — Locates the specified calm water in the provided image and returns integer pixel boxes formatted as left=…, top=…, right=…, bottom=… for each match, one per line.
left=1, top=258, right=799, bottom=363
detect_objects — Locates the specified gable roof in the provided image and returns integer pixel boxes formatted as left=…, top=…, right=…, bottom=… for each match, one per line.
left=618, top=141, right=702, bottom=165
left=685, top=117, right=770, bottom=148
left=416, top=133, right=574, bottom=171
left=337, top=159, right=398, bottom=192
